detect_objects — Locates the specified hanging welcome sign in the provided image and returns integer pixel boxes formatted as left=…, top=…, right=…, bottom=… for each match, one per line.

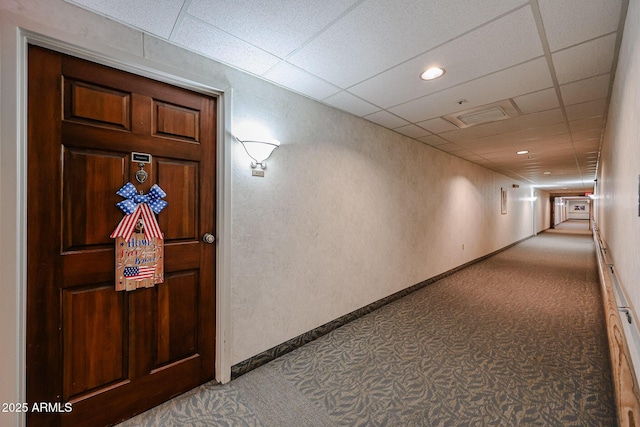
left=110, top=182, right=168, bottom=291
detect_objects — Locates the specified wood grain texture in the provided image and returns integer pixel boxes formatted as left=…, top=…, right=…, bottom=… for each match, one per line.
left=62, top=285, right=126, bottom=400
left=594, top=232, right=640, bottom=427
left=64, top=80, right=131, bottom=130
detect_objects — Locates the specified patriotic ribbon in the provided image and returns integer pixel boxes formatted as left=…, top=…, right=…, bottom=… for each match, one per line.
left=110, top=182, right=167, bottom=241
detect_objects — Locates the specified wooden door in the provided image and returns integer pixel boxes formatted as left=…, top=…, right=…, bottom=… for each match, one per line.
left=26, top=46, right=216, bottom=426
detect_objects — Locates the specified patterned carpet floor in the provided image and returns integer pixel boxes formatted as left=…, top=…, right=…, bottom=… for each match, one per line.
left=119, top=221, right=617, bottom=426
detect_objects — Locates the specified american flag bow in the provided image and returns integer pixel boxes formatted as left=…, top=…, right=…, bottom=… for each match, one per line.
left=110, top=182, right=167, bottom=241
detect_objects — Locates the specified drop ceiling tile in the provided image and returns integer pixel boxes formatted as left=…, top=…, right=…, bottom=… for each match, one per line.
left=481, top=150, right=523, bottom=160
left=364, top=111, right=410, bottom=129
left=394, top=125, right=431, bottom=139
left=538, top=0, right=623, bottom=51
left=435, top=143, right=465, bottom=152
left=583, top=154, right=600, bottom=160
left=451, top=122, right=569, bottom=150
left=288, top=0, right=528, bottom=88
left=69, top=0, right=183, bottom=38
left=470, top=136, right=571, bottom=155
left=552, top=34, right=617, bottom=84
left=569, top=116, right=605, bottom=133
left=571, top=128, right=603, bottom=141
left=560, top=74, right=610, bottom=105
left=491, top=167, right=515, bottom=176
left=565, top=99, right=608, bottom=121
left=474, top=158, right=494, bottom=165
left=577, top=155, right=599, bottom=163
left=574, top=137, right=601, bottom=146
left=451, top=150, right=477, bottom=158
left=348, top=6, right=543, bottom=108
left=440, top=109, right=564, bottom=143
left=513, top=88, right=559, bottom=114
left=418, top=135, right=450, bottom=146
left=187, top=0, right=358, bottom=57
left=535, top=147, right=576, bottom=157
left=542, top=140, right=575, bottom=150
left=417, top=118, right=459, bottom=134
left=574, top=140, right=601, bottom=151
left=538, top=135, right=573, bottom=145
left=458, top=154, right=486, bottom=162
left=322, top=91, right=379, bottom=117
left=389, top=57, right=553, bottom=123
left=172, top=16, right=280, bottom=75
left=263, top=62, right=341, bottom=99
left=471, top=145, right=523, bottom=155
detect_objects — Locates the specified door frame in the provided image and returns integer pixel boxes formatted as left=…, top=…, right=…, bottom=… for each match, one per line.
left=1, top=13, right=233, bottom=424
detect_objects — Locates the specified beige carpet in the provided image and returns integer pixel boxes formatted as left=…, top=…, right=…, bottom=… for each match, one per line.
left=120, top=220, right=616, bottom=426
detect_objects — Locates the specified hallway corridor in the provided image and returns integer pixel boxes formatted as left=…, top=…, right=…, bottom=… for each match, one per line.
left=120, top=222, right=616, bottom=426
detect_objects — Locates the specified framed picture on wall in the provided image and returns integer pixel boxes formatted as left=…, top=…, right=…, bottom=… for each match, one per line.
left=501, top=187, right=507, bottom=215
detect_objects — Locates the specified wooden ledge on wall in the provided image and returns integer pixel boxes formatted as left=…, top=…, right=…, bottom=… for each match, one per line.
left=594, top=233, right=640, bottom=427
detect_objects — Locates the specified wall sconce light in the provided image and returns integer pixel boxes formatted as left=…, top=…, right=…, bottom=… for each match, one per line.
left=235, top=136, right=280, bottom=169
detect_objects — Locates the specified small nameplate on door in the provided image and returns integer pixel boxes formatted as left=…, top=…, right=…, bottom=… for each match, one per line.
left=132, top=152, right=152, bottom=164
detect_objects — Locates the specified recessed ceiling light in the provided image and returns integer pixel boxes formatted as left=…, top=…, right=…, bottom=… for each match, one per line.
left=543, top=171, right=551, bottom=175
left=420, top=67, right=445, bottom=80
left=516, top=150, right=529, bottom=155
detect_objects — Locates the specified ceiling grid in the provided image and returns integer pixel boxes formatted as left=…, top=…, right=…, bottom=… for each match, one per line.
left=66, top=0, right=628, bottom=192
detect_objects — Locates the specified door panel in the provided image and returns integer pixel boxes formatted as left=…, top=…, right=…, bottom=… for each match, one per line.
left=27, top=45, right=217, bottom=427
left=156, top=271, right=199, bottom=367
left=62, top=149, right=127, bottom=249
left=157, top=160, right=198, bottom=240
left=154, top=101, right=200, bottom=141
left=64, top=79, right=131, bottom=130
left=62, top=285, right=127, bottom=400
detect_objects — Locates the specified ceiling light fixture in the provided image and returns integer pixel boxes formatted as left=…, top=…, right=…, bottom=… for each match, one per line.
left=420, top=67, right=445, bottom=80
left=516, top=150, right=529, bottom=155
left=543, top=171, right=551, bottom=175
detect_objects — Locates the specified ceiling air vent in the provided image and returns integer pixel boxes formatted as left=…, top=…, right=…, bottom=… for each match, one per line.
left=443, top=99, right=520, bottom=129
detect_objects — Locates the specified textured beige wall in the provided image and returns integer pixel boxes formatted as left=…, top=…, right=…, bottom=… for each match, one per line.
left=1, top=1, right=542, bottom=420
left=228, top=72, right=538, bottom=362
left=599, top=0, right=640, bottom=317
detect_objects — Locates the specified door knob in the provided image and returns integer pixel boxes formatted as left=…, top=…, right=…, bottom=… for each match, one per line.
left=202, top=233, right=216, bottom=244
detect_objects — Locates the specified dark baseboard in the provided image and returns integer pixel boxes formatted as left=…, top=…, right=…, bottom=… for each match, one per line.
left=230, top=234, right=533, bottom=379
